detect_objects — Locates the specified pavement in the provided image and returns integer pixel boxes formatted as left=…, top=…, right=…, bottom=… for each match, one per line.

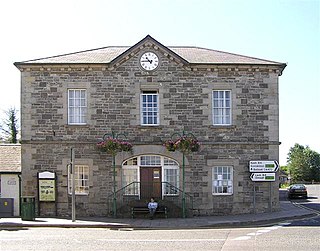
left=0, top=201, right=318, bottom=229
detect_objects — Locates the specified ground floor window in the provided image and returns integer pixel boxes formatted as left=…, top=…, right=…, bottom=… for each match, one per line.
left=68, top=164, right=89, bottom=195
left=212, top=166, right=233, bottom=195
left=163, top=158, right=179, bottom=195
left=122, top=168, right=139, bottom=195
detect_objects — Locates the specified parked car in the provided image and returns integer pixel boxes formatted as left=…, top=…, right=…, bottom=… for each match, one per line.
left=287, top=184, right=308, bottom=199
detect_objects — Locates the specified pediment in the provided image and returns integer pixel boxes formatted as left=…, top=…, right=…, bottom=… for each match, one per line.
left=108, top=35, right=189, bottom=70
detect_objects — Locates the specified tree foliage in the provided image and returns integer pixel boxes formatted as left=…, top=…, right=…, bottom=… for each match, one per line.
left=287, top=143, right=320, bottom=183
left=0, top=107, right=19, bottom=143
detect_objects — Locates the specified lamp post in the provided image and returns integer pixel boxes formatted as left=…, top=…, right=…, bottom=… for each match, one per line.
left=102, top=131, right=128, bottom=218
left=169, top=131, right=198, bottom=218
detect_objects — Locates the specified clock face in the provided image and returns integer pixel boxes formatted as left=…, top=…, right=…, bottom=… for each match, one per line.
left=140, top=52, right=159, bottom=71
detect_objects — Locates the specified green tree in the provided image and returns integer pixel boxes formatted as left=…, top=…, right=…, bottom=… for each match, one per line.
left=305, top=148, right=320, bottom=182
left=0, top=107, right=19, bottom=143
left=287, top=143, right=320, bottom=183
left=280, top=165, right=289, bottom=174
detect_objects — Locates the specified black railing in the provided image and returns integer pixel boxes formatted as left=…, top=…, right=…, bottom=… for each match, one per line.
left=106, top=182, right=193, bottom=217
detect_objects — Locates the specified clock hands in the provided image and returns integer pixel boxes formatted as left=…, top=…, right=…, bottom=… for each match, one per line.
left=141, top=57, right=152, bottom=64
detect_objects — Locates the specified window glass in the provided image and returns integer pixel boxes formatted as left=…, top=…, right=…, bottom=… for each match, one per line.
left=163, top=157, right=179, bottom=195
left=141, top=92, right=159, bottom=125
left=164, top=157, right=179, bottom=166
left=140, top=155, right=161, bottom=166
left=212, top=90, right=231, bottom=125
left=68, top=165, right=89, bottom=195
left=68, top=89, right=87, bottom=125
left=122, top=168, right=139, bottom=195
left=163, top=168, right=179, bottom=195
left=212, top=166, right=233, bottom=194
left=123, top=157, right=138, bottom=166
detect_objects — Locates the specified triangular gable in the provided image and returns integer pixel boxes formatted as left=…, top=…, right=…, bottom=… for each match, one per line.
left=108, top=35, right=189, bottom=68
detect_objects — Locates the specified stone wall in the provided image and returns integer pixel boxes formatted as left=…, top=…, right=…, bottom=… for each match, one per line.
left=19, top=46, right=281, bottom=216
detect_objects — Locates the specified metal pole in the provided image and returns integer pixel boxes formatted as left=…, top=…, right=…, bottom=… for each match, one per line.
left=113, top=154, right=117, bottom=217
left=182, top=151, right=186, bottom=218
left=253, top=182, right=256, bottom=214
left=269, top=182, right=272, bottom=212
left=71, top=148, right=76, bottom=222
left=169, top=130, right=197, bottom=218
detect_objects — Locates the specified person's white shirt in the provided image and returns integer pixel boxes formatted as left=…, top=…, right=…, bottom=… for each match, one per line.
left=148, top=201, right=158, bottom=209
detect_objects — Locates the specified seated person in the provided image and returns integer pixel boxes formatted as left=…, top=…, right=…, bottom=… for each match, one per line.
left=147, top=197, right=158, bottom=219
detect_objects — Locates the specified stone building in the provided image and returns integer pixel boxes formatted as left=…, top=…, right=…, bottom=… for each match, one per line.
left=14, top=35, right=286, bottom=217
left=0, top=144, right=21, bottom=216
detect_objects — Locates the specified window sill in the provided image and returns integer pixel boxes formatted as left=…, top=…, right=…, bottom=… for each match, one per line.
left=209, top=125, right=236, bottom=130
left=68, top=193, right=89, bottom=196
left=67, top=124, right=88, bottom=127
left=212, top=193, right=233, bottom=196
left=136, top=125, right=164, bottom=130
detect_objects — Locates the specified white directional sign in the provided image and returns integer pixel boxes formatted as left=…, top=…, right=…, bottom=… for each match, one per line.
left=249, top=160, right=279, bottom=172
left=250, top=172, right=276, bottom=182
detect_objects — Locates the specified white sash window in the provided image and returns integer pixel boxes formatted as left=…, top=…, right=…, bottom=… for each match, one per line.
left=68, top=89, right=87, bottom=125
left=213, top=90, right=231, bottom=125
left=140, top=91, right=159, bottom=126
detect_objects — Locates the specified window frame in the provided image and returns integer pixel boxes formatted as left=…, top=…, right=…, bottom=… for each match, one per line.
left=212, top=166, right=233, bottom=195
left=212, top=90, right=232, bottom=126
left=68, top=89, right=87, bottom=125
left=122, top=166, right=140, bottom=196
left=163, top=158, right=180, bottom=196
left=68, top=164, right=89, bottom=195
left=140, top=91, right=160, bottom=126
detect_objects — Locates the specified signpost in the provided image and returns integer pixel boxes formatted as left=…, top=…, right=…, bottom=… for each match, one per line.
left=250, top=172, right=276, bottom=182
left=249, top=160, right=278, bottom=214
left=249, top=160, right=279, bottom=172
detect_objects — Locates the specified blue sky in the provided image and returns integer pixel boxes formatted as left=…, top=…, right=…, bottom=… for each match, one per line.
left=0, top=0, right=319, bottom=165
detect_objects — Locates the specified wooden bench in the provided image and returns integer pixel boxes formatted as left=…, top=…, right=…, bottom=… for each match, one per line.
left=131, top=206, right=168, bottom=219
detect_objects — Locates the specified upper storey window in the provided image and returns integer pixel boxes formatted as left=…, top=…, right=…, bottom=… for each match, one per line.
left=212, top=90, right=231, bottom=125
left=68, top=89, right=87, bottom=125
left=140, top=91, right=159, bottom=126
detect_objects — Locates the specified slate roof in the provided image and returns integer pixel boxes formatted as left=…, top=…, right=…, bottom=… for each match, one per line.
left=0, top=144, right=21, bottom=173
left=14, top=35, right=285, bottom=67
left=15, top=46, right=283, bottom=65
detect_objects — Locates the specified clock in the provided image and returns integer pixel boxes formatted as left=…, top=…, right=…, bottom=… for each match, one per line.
left=140, top=52, right=159, bottom=71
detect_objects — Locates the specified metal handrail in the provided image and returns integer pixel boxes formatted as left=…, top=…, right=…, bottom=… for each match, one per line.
left=106, top=181, right=193, bottom=217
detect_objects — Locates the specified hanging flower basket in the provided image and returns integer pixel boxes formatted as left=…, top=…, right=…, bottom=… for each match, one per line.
left=164, top=136, right=200, bottom=153
left=175, top=136, right=200, bottom=153
left=97, top=137, right=132, bottom=155
left=119, top=141, right=133, bottom=152
left=163, top=139, right=176, bottom=151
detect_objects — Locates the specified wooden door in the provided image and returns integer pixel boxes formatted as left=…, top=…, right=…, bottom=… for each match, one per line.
left=140, top=167, right=161, bottom=200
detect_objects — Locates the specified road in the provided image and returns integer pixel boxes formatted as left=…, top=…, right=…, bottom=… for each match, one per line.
left=1, top=224, right=319, bottom=251
left=285, top=184, right=320, bottom=227
left=0, top=185, right=319, bottom=251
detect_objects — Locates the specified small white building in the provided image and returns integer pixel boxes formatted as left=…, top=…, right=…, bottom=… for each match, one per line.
left=0, top=144, right=21, bottom=216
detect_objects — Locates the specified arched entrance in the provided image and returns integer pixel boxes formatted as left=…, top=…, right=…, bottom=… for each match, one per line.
left=122, top=155, right=179, bottom=200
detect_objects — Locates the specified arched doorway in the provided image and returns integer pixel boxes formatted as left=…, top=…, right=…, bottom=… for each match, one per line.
left=122, top=155, right=179, bottom=200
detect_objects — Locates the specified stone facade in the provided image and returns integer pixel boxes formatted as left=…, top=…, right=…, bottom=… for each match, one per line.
left=15, top=36, right=286, bottom=217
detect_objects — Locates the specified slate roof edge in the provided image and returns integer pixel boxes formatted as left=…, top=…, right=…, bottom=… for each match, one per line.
left=13, top=34, right=287, bottom=73
left=13, top=46, right=130, bottom=66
